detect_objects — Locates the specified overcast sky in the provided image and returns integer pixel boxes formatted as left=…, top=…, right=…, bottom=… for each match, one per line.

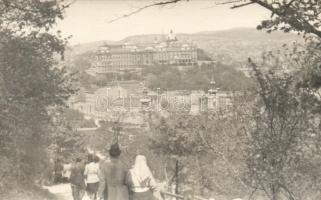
left=56, top=0, right=270, bottom=44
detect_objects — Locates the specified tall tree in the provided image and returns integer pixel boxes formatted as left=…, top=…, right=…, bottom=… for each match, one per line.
left=0, top=0, right=75, bottom=194
left=242, top=47, right=321, bottom=199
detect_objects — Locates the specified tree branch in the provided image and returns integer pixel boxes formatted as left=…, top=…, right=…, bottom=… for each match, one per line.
left=108, top=0, right=184, bottom=23
left=215, top=0, right=244, bottom=6
left=196, top=127, right=248, bottom=188
left=61, top=0, right=78, bottom=9
left=107, top=0, right=321, bottom=38
left=230, top=1, right=255, bottom=9
left=248, top=188, right=258, bottom=200
left=228, top=0, right=321, bottom=38
left=251, top=0, right=321, bottom=38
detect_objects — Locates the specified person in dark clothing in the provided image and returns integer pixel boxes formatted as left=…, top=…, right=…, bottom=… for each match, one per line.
left=54, top=159, right=63, bottom=184
left=98, top=143, right=129, bottom=200
left=70, top=158, right=86, bottom=200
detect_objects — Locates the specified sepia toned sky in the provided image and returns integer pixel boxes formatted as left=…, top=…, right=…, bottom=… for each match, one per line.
left=56, top=0, right=271, bottom=44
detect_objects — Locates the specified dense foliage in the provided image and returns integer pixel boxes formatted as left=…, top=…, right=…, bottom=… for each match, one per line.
left=149, top=106, right=250, bottom=198
left=143, top=63, right=253, bottom=91
left=148, top=42, right=321, bottom=199
left=241, top=47, right=321, bottom=200
left=0, top=0, right=75, bottom=198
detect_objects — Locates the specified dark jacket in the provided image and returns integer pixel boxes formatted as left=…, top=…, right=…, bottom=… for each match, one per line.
left=70, top=163, right=86, bottom=189
left=98, top=159, right=129, bottom=200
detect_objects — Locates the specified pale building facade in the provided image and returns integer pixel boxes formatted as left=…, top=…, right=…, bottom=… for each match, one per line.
left=92, top=31, right=198, bottom=73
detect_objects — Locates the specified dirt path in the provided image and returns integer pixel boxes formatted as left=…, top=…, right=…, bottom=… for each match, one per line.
left=44, top=184, right=72, bottom=200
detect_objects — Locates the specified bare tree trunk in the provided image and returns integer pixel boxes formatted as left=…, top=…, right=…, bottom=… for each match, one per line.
left=175, top=159, right=179, bottom=194
left=195, top=155, right=204, bottom=195
left=271, top=186, right=280, bottom=200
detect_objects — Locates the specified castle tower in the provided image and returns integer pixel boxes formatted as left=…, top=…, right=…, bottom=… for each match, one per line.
left=140, top=87, right=151, bottom=109
left=167, top=29, right=177, bottom=42
left=207, top=79, right=219, bottom=111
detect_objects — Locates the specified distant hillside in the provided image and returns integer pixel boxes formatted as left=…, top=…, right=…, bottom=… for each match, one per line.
left=187, top=28, right=301, bottom=64
left=194, top=27, right=297, bottom=40
left=65, top=40, right=116, bottom=58
left=121, top=27, right=299, bottom=43
left=68, top=27, right=302, bottom=63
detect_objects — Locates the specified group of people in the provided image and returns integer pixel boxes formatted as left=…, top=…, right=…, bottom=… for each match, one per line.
left=52, top=159, right=71, bottom=184
left=70, top=143, right=162, bottom=200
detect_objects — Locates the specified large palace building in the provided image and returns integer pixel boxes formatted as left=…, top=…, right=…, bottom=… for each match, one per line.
left=91, top=31, right=198, bottom=73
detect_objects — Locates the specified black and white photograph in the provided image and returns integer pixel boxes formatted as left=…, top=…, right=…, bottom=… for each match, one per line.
left=0, top=0, right=321, bottom=200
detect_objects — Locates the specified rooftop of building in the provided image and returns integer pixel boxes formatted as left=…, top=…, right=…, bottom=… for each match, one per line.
left=96, top=31, right=197, bottom=54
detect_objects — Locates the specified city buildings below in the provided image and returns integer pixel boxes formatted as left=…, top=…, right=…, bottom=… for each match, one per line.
left=68, top=81, right=234, bottom=125
left=90, top=30, right=198, bottom=74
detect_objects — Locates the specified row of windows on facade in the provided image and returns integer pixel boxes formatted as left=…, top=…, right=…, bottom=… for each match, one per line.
left=95, top=57, right=196, bottom=63
left=95, top=59, right=196, bottom=68
left=94, top=51, right=197, bottom=67
left=96, top=52, right=197, bottom=60
left=72, top=97, right=231, bottom=111
left=96, top=55, right=195, bottom=60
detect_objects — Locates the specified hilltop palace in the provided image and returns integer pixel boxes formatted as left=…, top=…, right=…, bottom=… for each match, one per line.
left=70, top=31, right=234, bottom=125
left=89, top=30, right=198, bottom=74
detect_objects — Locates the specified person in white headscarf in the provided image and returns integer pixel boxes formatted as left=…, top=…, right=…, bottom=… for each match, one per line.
left=126, top=155, right=162, bottom=200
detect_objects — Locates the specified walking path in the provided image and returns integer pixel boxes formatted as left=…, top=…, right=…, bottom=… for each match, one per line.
left=44, top=184, right=72, bottom=200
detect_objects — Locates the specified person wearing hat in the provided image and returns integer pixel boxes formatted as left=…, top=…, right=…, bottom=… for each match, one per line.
left=70, top=158, right=86, bottom=200
left=97, top=143, right=129, bottom=200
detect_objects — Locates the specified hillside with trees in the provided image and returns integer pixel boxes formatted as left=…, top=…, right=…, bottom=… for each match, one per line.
left=143, top=63, right=253, bottom=91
